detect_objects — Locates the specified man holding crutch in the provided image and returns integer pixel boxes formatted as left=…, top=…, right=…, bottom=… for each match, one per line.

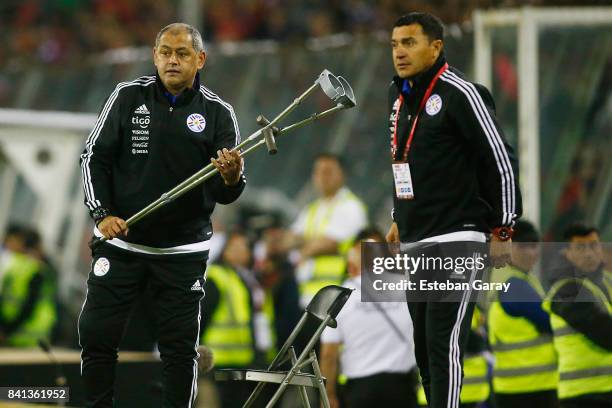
left=78, top=23, right=245, bottom=407
left=385, top=12, right=521, bottom=408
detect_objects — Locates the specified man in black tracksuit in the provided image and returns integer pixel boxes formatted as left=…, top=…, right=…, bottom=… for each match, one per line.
left=384, top=13, right=522, bottom=408
left=78, top=23, right=245, bottom=407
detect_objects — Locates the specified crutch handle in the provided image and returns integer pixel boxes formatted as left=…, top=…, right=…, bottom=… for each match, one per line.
left=262, top=127, right=277, bottom=155
left=256, top=115, right=279, bottom=155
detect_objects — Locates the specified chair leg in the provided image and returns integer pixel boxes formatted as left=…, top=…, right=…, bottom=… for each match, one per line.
left=255, top=316, right=333, bottom=408
left=266, top=318, right=331, bottom=408
left=244, top=315, right=310, bottom=408
left=310, top=350, right=330, bottom=408
left=243, top=382, right=265, bottom=408
left=290, top=347, right=312, bottom=408
left=297, top=386, right=312, bottom=408
left=265, top=379, right=291, bottom=408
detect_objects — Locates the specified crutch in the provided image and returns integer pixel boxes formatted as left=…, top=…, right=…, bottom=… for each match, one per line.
left=90, top=69, right=356, bottom=249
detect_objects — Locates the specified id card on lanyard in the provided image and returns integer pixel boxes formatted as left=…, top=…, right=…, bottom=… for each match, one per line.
left=393, top=162, right=414, bottom=199
left=391, top=63, right=448, bottom=200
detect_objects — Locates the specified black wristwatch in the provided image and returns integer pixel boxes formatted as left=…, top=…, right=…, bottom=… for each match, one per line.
left=92, top=207, right=111, bottom=226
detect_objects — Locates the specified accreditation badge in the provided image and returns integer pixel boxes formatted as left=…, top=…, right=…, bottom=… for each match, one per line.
left=392, top=162, right=414, bottom=200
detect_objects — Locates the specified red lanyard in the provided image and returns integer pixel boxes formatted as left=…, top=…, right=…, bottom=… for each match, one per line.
left=391, top=63, right=448, bottom=161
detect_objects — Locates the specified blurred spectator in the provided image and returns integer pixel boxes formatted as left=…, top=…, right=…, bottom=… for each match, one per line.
left=2, top=224, right=28, bottom=253
left=320, top=227, right=418, bottom=408
left=0, top=224, right=57, bottom=347
left=199, top=230, right=274, bottom=408
left=253, top=219, right=301, bottom=351
left=487, top=220, right=558, bottom=408
left=286, top=153, right=367, bottom=309
left=543, top=223, right=611, bottom=407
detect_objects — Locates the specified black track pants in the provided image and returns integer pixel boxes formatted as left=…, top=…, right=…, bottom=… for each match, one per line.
left=405, top=241, right=484, bottom=408
left=78, top=244, right=207, bottom=408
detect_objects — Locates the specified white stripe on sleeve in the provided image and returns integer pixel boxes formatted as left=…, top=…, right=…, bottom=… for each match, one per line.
left=199, top=86, right=241, bottom=146
left=80, top=77, right=155, bottom=210
left=440, top=72, right=515, bottom=226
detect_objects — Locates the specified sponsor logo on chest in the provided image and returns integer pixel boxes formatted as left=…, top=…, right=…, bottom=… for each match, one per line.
left=131, top=104, right=150, bottom=154
left=131, top=104, right=151, bottom=128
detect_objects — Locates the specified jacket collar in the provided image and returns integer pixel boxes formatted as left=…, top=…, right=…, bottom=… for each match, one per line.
left=393, top=52, right=447, bottom=97
left=155, top=71, right=201, bottom=107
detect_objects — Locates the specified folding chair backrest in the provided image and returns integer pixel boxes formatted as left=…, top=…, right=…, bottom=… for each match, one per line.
left=305, top=285, right=353, bottom=328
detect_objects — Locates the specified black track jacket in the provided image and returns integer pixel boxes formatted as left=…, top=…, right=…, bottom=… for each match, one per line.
left=389, top=54, right=522, bottom=242
left=80, top=73, right=245, bottom=249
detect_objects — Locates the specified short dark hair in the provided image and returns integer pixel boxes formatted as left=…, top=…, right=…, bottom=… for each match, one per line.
left=5, top=223, right=26, bottom=237
left=513, top=219, right=539, bottom=243
left=393, top=12, right=444, bottom=42
left=563, top=223, right=599, bottom=242
left=21, top=228, right=42, bottom=250
left=314, top=153, right=345, bottom=170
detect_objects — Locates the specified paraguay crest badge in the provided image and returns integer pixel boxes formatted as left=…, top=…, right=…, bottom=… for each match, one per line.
left=186, top=113, right=206, bottom=133
left=425, top=94, right=442, bottom=116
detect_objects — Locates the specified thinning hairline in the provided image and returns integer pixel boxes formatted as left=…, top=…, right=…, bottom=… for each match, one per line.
left=155, top=25, right=203, bottom=52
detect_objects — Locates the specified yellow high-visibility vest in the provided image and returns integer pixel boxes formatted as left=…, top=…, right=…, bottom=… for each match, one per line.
left=488, top=265, right=558, bottom=393
left=0, top=252, right=56, bottom=347
left=542, top=273, right=612, bottom=399
left=298, top=190, right=365, bottom=306
left=461, top=308, right=490, bottom=403
left=201, top=265, right=254, bottom=367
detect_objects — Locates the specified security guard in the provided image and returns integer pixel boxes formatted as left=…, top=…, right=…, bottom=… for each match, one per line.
left=289, top=153, right=367, bottom=308
left=200, top=231, right=274, bottom=408
left=0, top=247, right=56, bottom=347
left=543, top=224, right=611, bottom=408
left=320, top=228, right=418, bottom=408
left=488, top=220, right=558, bottom=407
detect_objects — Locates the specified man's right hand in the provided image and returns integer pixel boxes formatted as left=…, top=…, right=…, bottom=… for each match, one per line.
left=98, top=216, right=129, bottom=240
left=386, top=222, right=400, bottom=243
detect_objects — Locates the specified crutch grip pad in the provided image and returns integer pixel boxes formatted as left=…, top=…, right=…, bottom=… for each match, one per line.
left=263, top=127, right=278, bottom=155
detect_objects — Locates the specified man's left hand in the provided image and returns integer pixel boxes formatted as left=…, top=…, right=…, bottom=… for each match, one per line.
left=490, top=235, right=512, bottom=268
left=211, top=148, right=243, bottom=186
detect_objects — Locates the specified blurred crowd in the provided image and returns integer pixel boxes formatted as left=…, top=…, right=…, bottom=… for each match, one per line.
left=1, top=0, right=610, bottom=66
